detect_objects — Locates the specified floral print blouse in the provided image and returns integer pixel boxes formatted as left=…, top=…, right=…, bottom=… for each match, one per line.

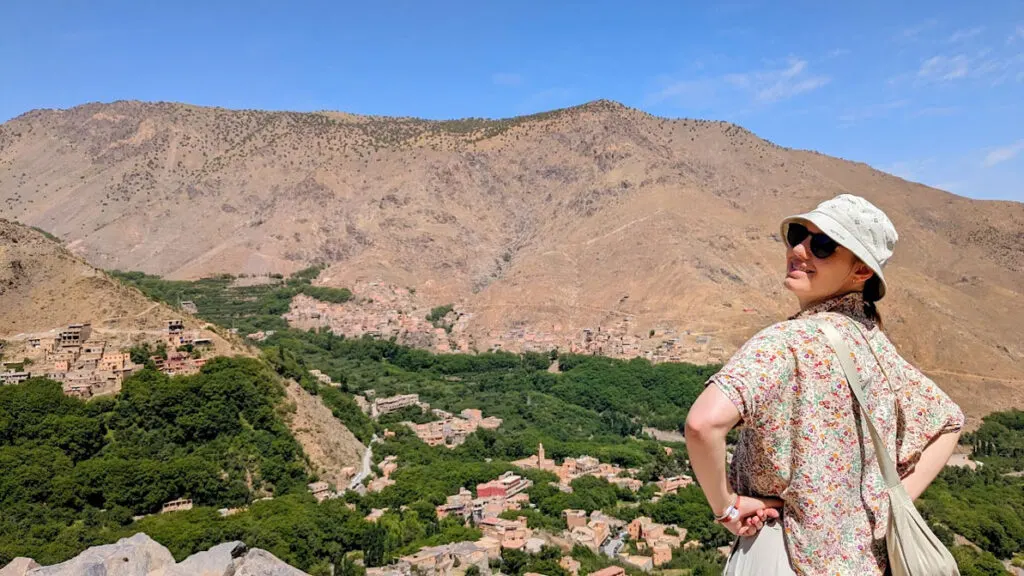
left=709, top=292, right=965, bottom=575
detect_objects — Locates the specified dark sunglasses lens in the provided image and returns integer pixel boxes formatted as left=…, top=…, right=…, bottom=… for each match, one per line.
left=810, top=235, right=839, bottom=258
left=786, top=224, right=809, bottom=247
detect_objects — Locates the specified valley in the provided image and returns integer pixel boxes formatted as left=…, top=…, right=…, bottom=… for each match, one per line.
left=1, top=101, right=1022, bottom=576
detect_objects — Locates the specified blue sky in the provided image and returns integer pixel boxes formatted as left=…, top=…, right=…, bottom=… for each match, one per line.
left=1, top=0, right=1021, bottom=201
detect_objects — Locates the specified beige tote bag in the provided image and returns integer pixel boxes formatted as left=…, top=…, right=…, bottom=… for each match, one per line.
left=819, top=321, right=960, bottom=576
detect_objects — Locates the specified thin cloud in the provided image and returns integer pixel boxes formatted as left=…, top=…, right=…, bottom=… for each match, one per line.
left=904, top=51, right=1024, bottom=86
left=918, top=54, right=970, bottom=80
left=895, top=19, right=939, bottom=41
left=911, top=106, right=960, bottom=117
left=948, top=27, right=984, bottom=43
left=826, top=48, right=851, bottom=58
left=1009, top=24, right=1024, bottom=44
left=982, top=140, right=1024, bottom=167
left=519, top=87, right=575, bottom=112
left=838, top=99, right=910, bottom=127
left=882, top=158, right=936, bottom=181
left=491, top=72, right=523, bottom=86
left=726, top=58, right=831, bottom=102
left=646, top=57, right=829, bottom=109
left=933, top=181, right=967, bottom=193
left=645, top=78, right=717, bottom=108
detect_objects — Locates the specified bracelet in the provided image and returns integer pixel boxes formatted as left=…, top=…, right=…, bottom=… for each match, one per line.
left=714, top=494, right=741, bottom=523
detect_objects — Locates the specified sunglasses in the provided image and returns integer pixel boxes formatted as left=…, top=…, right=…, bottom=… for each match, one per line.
left=786, top=223, right=840, bottom=259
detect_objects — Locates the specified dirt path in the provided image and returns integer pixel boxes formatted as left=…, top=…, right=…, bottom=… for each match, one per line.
left=920, top=368, right=1024, bottom=383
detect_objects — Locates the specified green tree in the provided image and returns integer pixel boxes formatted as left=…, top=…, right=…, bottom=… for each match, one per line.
left=500, top=548, right=530, bottom=576
left=364, top=524, right=390, bottom=567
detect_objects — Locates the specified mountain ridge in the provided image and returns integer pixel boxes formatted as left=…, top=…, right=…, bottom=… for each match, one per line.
left=1, top=99, right=1022, bottom=422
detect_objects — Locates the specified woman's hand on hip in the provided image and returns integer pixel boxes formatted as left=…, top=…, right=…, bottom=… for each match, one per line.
left=723, top=495, right=783, bottom=537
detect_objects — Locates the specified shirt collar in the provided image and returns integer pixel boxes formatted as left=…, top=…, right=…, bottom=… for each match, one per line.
left=790, top=291, right=873, bottom=325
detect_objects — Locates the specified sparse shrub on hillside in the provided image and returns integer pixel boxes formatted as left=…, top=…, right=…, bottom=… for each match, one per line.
left=425, top=304, right=453, bottom=323
left=29, top=225, right=60, bottom=243
left=302, top=285, right=353, bottom=304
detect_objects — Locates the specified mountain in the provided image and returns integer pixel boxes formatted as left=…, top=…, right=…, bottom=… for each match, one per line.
left=0, top=100, right=1021, bottom=423
left=0, top=218, right=250, bottom=360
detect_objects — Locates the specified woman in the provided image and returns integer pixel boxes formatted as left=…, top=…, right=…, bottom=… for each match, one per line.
left=684, top=194, right=965, bottom=575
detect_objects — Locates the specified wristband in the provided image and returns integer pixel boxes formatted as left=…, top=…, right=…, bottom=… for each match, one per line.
left=714, top=494, right=741, bottom=523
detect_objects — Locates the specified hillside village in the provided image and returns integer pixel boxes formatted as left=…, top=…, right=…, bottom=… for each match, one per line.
left=359, top=446, right=703, bottom=576
left=0, top=319, right=220, bottom=399
left=284, top=281, right=731, bottom=365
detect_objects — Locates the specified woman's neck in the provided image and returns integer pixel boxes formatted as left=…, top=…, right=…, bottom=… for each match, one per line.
left=798, top=290, right=860, bottom=312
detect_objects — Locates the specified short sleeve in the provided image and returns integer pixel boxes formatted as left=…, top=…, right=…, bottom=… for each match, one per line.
left=707, top=323, right=797, bottom=424
left=894, top=356, right=965, bottom=472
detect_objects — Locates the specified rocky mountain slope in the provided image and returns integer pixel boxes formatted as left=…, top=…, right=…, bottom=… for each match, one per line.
left=0, top=218, right=244, bottom=359
left=0, top=100, right=1021, bottom=422
left=284, top=380, right=366, bottom=488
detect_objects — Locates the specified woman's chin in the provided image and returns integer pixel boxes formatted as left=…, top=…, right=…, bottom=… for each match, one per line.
left=783, top=277, right=808, bottom=294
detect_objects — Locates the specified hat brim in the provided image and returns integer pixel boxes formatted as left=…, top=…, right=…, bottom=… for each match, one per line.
left=781, top=212, right=887, bottom=299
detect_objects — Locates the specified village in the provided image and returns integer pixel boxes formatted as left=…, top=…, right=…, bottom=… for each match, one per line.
left=281, top=281, right=733, bottom=365
left=354, top=441, right=703, bottom=576
left=0, top=319, right=218, bottom=399
left=281, top=383, right=712, bottom=576
left=298, top=389, right=707, bottom=576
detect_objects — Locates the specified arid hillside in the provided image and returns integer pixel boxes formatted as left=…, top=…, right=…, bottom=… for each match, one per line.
left=0, top=100, right=1021, bottom=422
left=0, top=218, right=243, bottom=360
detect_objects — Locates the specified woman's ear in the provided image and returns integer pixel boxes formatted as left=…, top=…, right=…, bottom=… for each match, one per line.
left=852, top=261, right=874, bottom=284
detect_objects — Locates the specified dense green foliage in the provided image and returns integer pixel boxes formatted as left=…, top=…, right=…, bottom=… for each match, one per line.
left=0, top=358, right=308, bottom=566
left=110, top=266, right=348, bottom=335
left=301, top=285, right=354, bottom=304
left=963, top=409, right=1024, bottom=472
left=915, top=413, right=1024, bottom=563
left=917, top=467, right=1024, bottom=560
left=261, top=327, right=716, bottom=439
left=950, top=546, right=1014, bottom=576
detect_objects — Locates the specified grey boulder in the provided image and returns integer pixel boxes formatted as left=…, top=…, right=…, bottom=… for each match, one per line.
left=231, top=549, right=310, bottom=576
left=161, top=541, right=246, bottom=576
left=0, top=558, right=42, bottom=576
left=29, top=533, right=175, bottom=576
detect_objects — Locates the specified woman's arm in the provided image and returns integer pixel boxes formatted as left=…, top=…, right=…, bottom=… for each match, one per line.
left=685, top=385, right=742, bottom=515
left=901, top=429, right=961, bottom=500
left=685, top=385, right=782, bottom=534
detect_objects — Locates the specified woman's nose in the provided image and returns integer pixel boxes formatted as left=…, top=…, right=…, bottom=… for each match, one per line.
left=792, top=241, right=810, bottom=260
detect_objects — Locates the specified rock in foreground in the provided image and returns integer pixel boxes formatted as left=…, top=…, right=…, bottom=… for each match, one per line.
left=0, top=558, right=41, bottom=576
left=1, top=533, right=310, bottom=576
left=29, top=533, right=174, bottom=576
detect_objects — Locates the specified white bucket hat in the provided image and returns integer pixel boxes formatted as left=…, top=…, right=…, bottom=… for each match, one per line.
left=780, top=194, right=898, bottom=299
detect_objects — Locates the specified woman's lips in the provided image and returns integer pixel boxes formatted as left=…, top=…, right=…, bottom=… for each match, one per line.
left=787, top=261, right=814, bottom=278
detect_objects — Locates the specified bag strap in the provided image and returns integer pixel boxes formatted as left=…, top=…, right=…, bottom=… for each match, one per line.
left=818, top=321, right=902, bottom=490
left=843, top=316, right=898, bottom=397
